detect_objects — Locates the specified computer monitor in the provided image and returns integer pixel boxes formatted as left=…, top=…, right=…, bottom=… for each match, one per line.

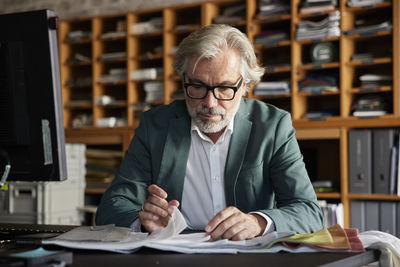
left=0, top=9, right=67, bottom=183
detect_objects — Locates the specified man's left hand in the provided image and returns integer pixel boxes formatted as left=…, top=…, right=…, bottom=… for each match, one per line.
left=205, top=206, right=267, bottom=241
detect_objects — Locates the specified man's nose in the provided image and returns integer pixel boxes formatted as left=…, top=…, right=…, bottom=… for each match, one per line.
left=203, top=90, right=218, bottom=107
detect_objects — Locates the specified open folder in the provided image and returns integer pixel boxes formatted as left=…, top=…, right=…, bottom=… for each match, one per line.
left=43, top=207, right=364, bottom=254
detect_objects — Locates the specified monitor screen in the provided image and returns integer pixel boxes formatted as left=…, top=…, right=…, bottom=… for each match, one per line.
left=0, top=9, right=67, bottom=183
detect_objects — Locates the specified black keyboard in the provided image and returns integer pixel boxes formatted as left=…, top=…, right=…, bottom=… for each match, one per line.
left=0, top=223, right=77, bottom=236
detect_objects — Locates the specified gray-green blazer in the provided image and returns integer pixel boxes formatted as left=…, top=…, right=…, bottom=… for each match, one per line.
left=96, top=98, right=323, bottom=233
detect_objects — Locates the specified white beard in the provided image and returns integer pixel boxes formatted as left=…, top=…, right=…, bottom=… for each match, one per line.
left=186, top=100, right=241, bottom=133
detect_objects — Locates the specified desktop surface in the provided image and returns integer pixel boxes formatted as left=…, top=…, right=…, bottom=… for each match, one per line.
left=71, top=248, right=379, bottom=267
left=0, top=224, right=380, bottom=267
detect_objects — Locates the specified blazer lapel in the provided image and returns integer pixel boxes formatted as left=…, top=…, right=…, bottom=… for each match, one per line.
left=157, top=105, right=191, bottom=204
left=224, top=100, right=252, bottom=206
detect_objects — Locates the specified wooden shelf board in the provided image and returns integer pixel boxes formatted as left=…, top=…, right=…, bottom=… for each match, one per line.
left=265, top=65, right=291, bottom=73
left=349, top=86, right=392, bottom=94
left=296, top=36, right=339, bottom=44
left=345, top=30, right=392, bottom=40
left=131, top=30, right=163, bottom=38
left=348, top=193, right=400, bottom=201
left=65, top=61, right=92, bottom=66
left=132, top=54, right=163, bottom=61
left=298, top=62, right=339, bottom=70
left=253, top=14, right=291, bottom=24
left=296, top=127, right=340, bottom=140
left=64, top=38, right=92, bottom=44
left=253, top=94, right=291, bottom=100
left=316, top=192, right=341, bottom=199
left=298, top=90, right=339, bottom=96
left=293, top=116, right=400, bottom=128
left=348, top=57, right=392, bottom=67
left=85, top=188, right=107, bottom=194
left=345, top=2, right=392, bottom=13
left=254, top=40, right=291, bottom=49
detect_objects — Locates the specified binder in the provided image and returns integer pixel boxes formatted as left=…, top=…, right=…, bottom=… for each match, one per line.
left=373, top=129, right=394, bottom=194
left=397, top=203, right=400, bottom=238
left=350, top=201, right=365, bottom=232
left=349, top=130, right=372, bottom=193
left=380, top=202, right=396, bottom=236
left=365, top=201, right=379, bottom=231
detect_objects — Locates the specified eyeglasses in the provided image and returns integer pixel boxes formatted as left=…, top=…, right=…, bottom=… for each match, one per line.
left=183, top=73, right=243, bottom=101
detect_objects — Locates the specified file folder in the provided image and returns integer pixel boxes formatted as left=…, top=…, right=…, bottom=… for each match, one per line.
left=380, top=202, right=396, bottom=236
left=365, top=201, right=379, bottom=231
left=349, top=130, right=372, bottom=193
left=350, top=201, right=365, bottom=232
left=373, top=129, right=394, bottom=194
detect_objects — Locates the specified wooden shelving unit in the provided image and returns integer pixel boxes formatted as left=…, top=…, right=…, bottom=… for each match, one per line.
left=58, top=0, right=400, bottom=228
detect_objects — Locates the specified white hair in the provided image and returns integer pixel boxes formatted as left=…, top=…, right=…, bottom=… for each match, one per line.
left=173, top=24, right=264, bottom=87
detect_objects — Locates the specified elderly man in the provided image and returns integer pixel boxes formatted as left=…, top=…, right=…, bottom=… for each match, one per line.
left=96, top=24, right=323, bottom=241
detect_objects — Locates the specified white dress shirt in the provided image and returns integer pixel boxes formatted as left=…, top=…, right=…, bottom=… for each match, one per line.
left=132, top=119, right=275, bottom=234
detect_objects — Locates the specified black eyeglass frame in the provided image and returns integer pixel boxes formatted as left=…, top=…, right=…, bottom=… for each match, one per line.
left=183, top=73, right=243, bottom=101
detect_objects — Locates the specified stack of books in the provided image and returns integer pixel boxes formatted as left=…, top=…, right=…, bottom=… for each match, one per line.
left=253, top=30, right=289, bottom=46
left=132, top=17, right=163, bottom=34
left=144, top=81, right=164, bottom=103
left=299, top=0, right=337, bottom=14
left=318, top=200, right=344, bottom=229
left=65, top=76, right=92, bottom=88
left=347, top=0, right=390, bottom=7
left=344, top=19, right=392, bottom=35
left=99, top=51, right=126, bottom=62
left=359, top=73, right=392, bottom=91
left=98, top=68, right=127, bottom=84
left=131, top=68, right=163, bottom=81
left=213, top=4, right=246, bottom=24
left=351, top=95, right=388, bottom=117
left=66, top=30, right=92, bottom=42
left=253, top=81, right=290, bottom=96
left=66, top=53, right=91, bottom=64
left=298, top=74, right=338, bottom=93
left=256, top=0, right=290, bottom=20
left=296, top=11, right=340, bottom=40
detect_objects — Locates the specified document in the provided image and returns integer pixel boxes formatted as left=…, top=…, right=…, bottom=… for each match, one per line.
left=43, top=207, right=346, bottom=254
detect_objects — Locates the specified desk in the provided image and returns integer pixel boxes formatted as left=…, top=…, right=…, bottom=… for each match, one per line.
left=71, top=248, right=380, bottom=267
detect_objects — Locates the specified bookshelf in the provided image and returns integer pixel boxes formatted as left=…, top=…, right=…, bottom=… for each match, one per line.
left=59, top=0, right=400, bottom=228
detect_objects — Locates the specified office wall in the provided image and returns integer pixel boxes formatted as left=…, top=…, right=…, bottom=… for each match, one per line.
left=0, top=0, right=207, bottom=19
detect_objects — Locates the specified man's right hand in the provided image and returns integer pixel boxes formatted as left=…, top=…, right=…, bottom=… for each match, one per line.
left=138, top=184, right=179, bottom=233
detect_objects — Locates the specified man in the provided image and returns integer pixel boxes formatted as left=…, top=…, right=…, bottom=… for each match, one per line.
left=96, top=24, right=323, bottom=241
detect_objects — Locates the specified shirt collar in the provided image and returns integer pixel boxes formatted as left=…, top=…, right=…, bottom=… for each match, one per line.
left=191, top=118, right=234, bottom=144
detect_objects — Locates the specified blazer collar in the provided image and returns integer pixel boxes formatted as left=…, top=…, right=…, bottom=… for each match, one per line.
left=224, top=99, right=252, bottom=206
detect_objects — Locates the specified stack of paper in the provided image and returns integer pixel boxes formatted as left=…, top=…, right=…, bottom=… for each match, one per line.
left=44, top=207, right=367, bottom=255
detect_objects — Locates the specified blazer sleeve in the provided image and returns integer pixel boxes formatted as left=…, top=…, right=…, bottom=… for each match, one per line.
left=261, top=113, right=324, bottom=233
left=95, top=114, right=152, bottom=227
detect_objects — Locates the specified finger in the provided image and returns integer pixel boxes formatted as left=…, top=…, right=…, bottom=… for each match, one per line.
left=209, top=213, right=242, bottom=241
left=143, top=201, right=169, bottom=218
left=167, top=200, right=180, bottom=215
left=148, top=184, right=168, bottom=199
left=231, top=228, right=250, bottom=241
left=205, top=206, right=237, bottom=233
left=139, top=210, right=159, bottom=221
left=168, top=200, right=180, bottom=207
left=147, top=194, right=169, bottom=211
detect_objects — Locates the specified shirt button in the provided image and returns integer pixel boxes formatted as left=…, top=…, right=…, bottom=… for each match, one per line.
left=211, top=146, right=216, bottom=152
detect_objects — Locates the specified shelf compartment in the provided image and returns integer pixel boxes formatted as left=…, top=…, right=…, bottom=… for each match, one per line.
left=298, top=139, right=341, bottom=193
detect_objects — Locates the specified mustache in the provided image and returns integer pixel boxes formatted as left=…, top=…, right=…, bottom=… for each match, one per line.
left=195, top=106, right=225, bottom=116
